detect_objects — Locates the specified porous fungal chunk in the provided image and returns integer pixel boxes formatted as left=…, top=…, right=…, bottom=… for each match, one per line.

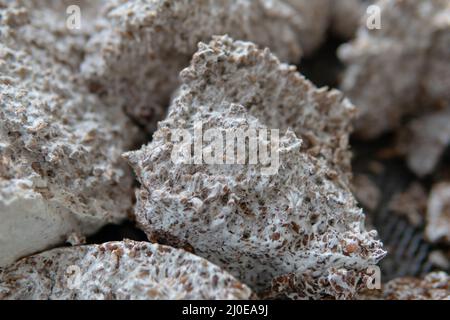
left=352, top=174, right=381, bottom=211
left=125, top=36, right=385, bottom=299
left=388, top=183, right=427, bottom=227
left=81, top=0, right=329, bottom=131
left=358, top=272, right=450, bottom=300
left=0, top=240, right=253, bottom=300
left=177, top=36, right=356, bottom=181
left=1, top=0, right=102, bottom=70
left=339, top=0, right=450, bottom=139
left=330, top=0, right=372, bottom=39
left=426, top=183, right=450, bottom=244
left=0, top=1, right=138, bottom=267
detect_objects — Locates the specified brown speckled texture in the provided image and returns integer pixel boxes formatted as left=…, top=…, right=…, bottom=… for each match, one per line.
left=330, top=0, right=372, bottom=39
left=359, top=272, right=449, bottom=300
left=125, top=36, right=386, bottom=300
left=0, top=240, right=254, bottom=300
left=81, top=0, right=330, bottom=131
left=0, top=0, right=138, bottom=267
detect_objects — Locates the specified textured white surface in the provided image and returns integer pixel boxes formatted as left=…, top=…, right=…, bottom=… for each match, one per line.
left=426, top=183, right=450, bottom=244
left=0, top=0, right=138, bottom=267
left=0, top=240, right=254, bottom=300
left=125, top=36, right=386, bottom=300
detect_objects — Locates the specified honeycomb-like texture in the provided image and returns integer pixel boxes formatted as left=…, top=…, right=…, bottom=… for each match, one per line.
left=125, top=36, right=386, bottom=300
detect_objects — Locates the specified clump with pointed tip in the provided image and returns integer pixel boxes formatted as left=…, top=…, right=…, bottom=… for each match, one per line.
left=125, top=36, right=386, bottom=300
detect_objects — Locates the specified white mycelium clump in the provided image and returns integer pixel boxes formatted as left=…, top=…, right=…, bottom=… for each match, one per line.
left=0, top=0, right=138, bottom=267
left=339, top=0, right=450, bottom=140
left=125, top=36, right=386, bottom=300
left=81, top=0, right=330, bottom=131
left=0, top=240, right=254, bottom=300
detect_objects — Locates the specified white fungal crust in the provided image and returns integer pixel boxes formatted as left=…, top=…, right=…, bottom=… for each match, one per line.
left=426, top=183, right=450, bottom=244
left=125, top=36, right=386, bottom=300
left=81, top=0, right=330, bottom=131
left=339, top=0, right=450, bottom=139
left=283, top=0, right=331, bottom=55
left=2, top=0, right=103, bottom=70
left=0, top=1, right=138, bottom=267
left=352, top=174, right=380, bottom=211
left=0, top=240, right=254, bottom=300
left=398, top=107, right=450, bottom=177
left=388, top=183, right=427, bottom=227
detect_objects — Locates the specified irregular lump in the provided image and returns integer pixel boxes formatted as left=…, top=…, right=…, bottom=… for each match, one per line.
left=330, top=0, right=372, bottom=39
left=0, top=240, right=253, bottom=300
left=388, top=182, right=427, bottom=227
left=4, top=0, right=102, bottom=70
left=339, top=0, right=450, bottom=139
left=358, top=272, right=449, bottom=300
left=398, top=107, right=450, bottom=177
left=422, top=10, right=450, bottom=107
left=0, top=1, right=138, bottom=267
left=427, top=250, right=450, bottom=271
left=125, top=36, right=385, bottom=299
left=382, top=272, right=449, bottom=300
left=426, top=183, right=450, bottom=244
left=352, top=174, right=381, bottom=211
left=81, top=0, right=330, bottom=131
